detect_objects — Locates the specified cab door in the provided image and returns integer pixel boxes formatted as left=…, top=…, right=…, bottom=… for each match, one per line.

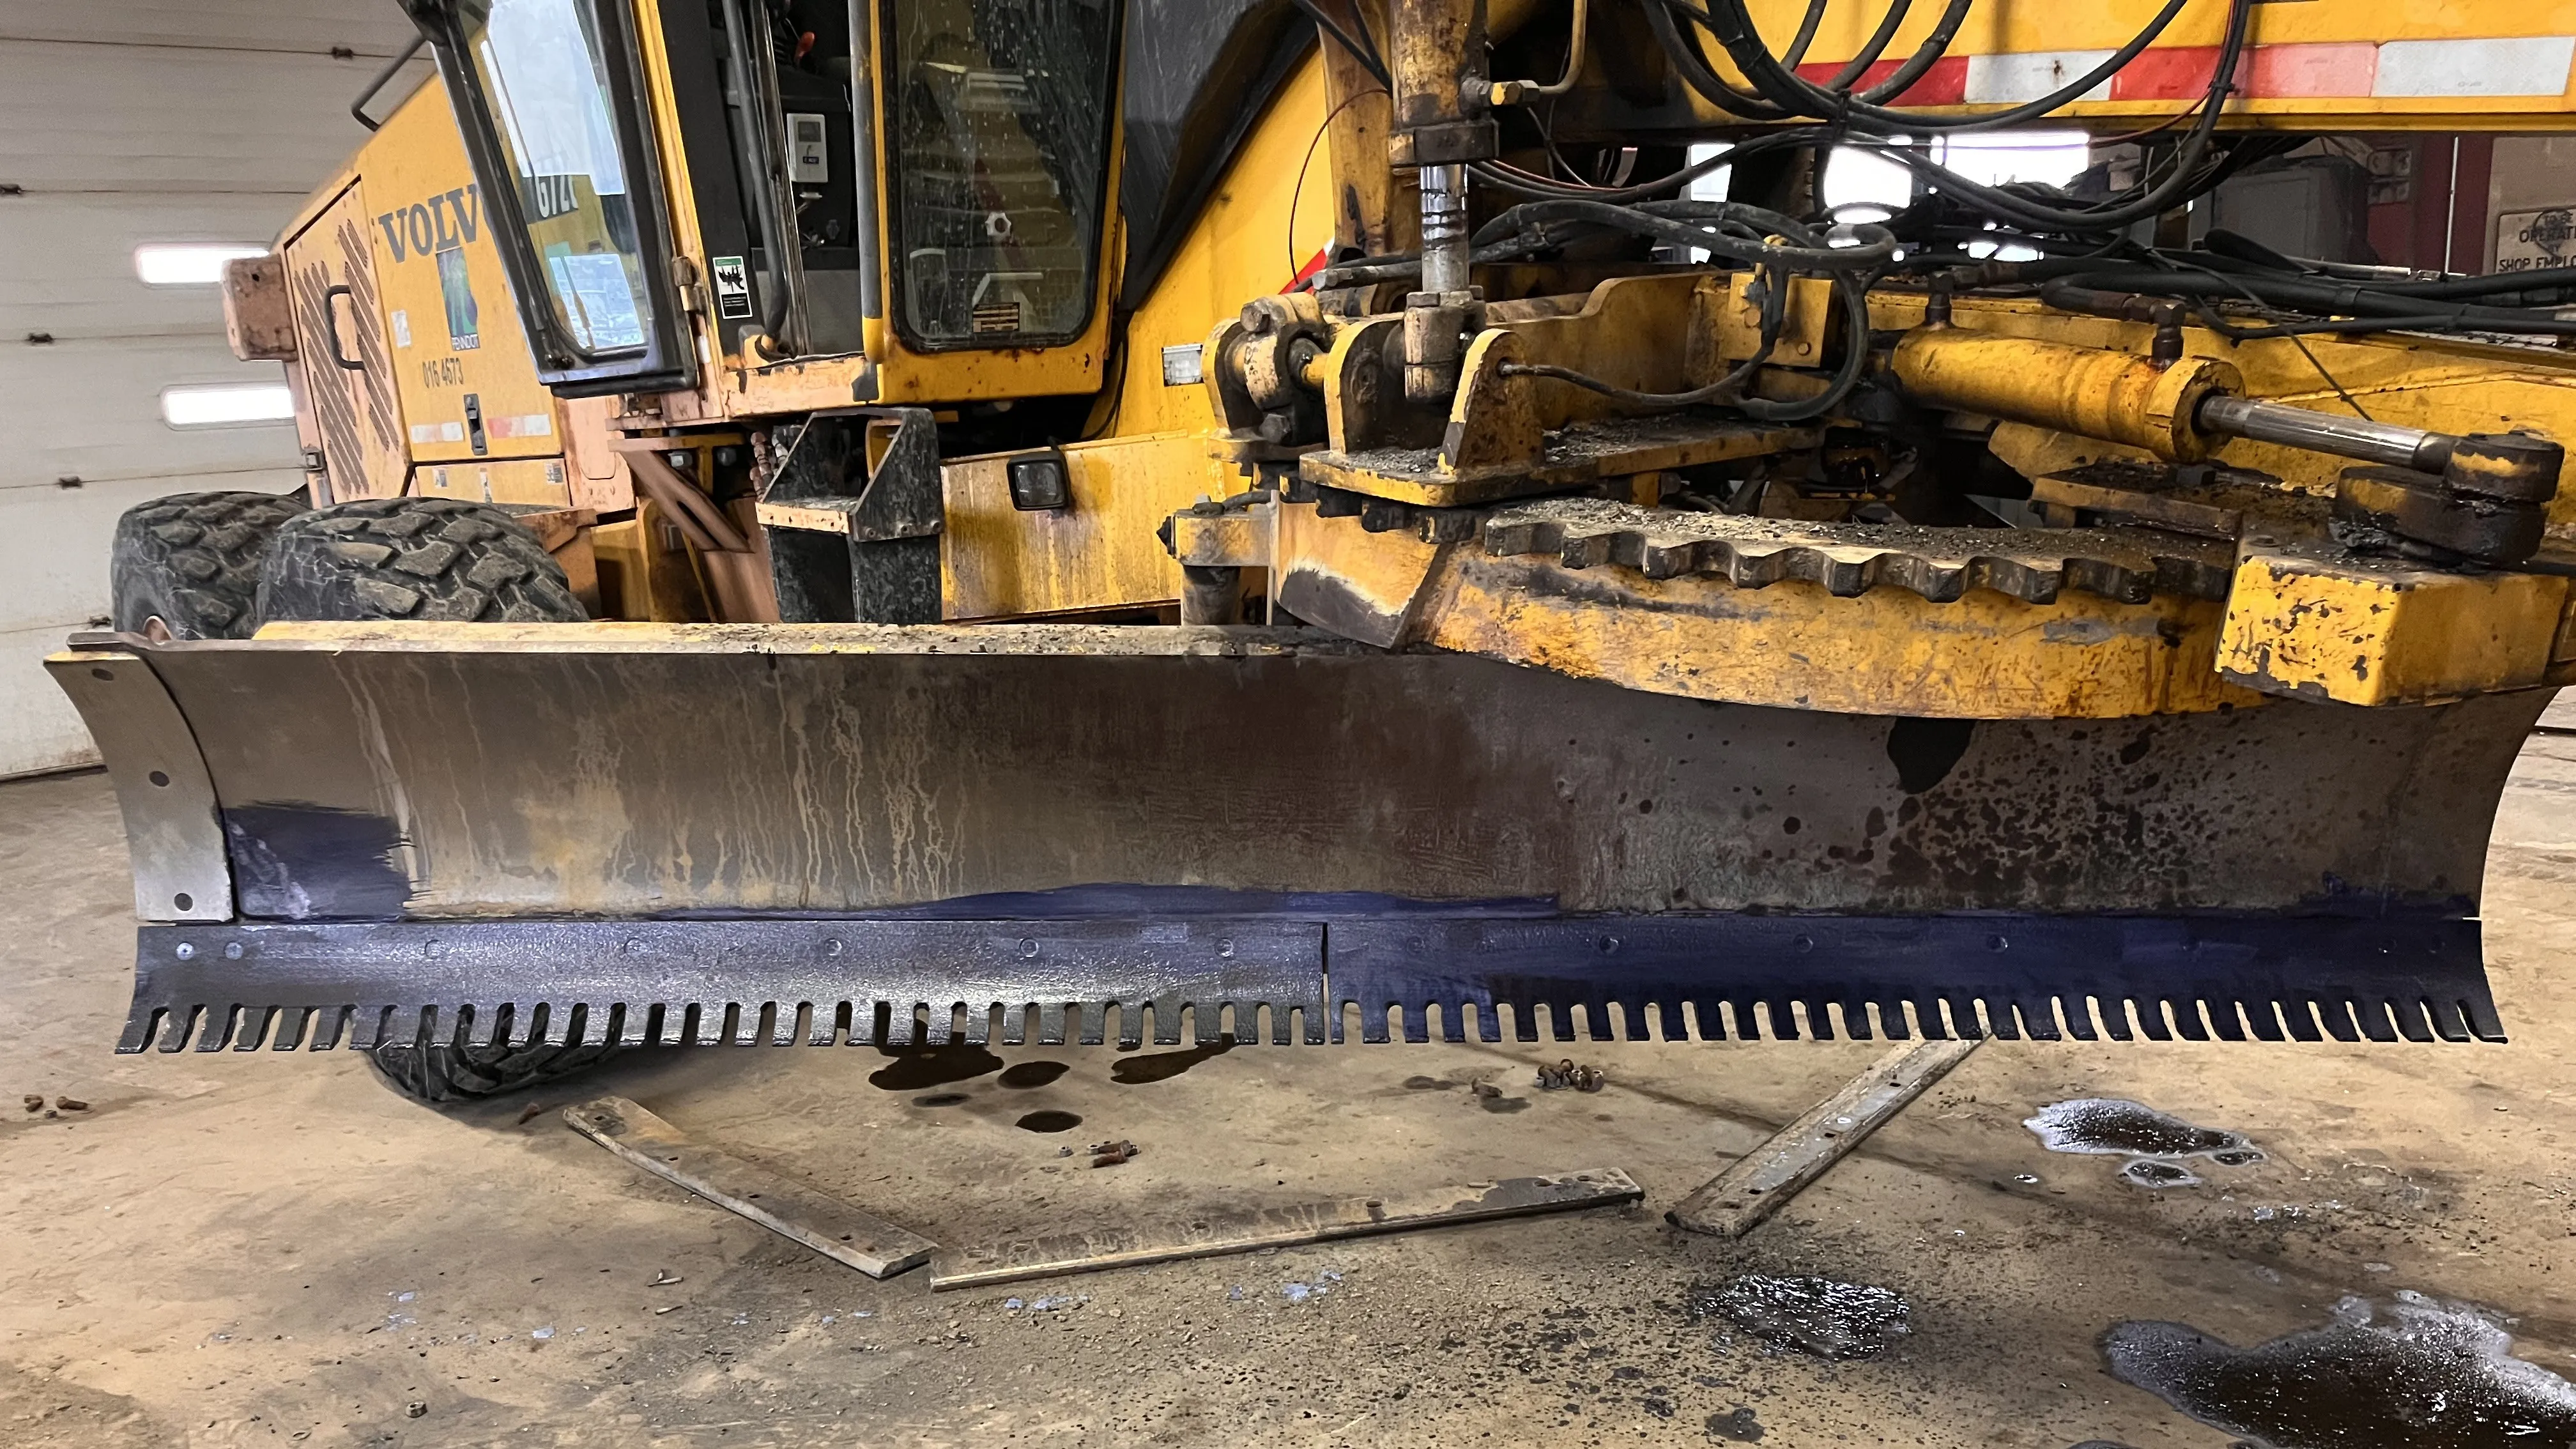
left=283, top=183, right=410, bottom=502
left=408, top=0, right=697, bottom=397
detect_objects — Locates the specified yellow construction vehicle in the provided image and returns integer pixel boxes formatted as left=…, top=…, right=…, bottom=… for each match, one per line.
left=54, top=0, right=2576, bottom=1100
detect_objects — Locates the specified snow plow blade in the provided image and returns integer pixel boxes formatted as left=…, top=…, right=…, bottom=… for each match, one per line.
left=48, top=622, right=2534, bottom=1050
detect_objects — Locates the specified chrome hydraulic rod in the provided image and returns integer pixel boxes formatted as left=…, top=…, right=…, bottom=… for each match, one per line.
left=2197, top=395, right=2452, bottom=473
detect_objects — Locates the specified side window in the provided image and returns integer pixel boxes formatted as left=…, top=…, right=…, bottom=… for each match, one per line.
left=417, top=0, right=693, bottom=395
left=469, top=0, right=649, bottom=353
left=884, top=0, right=1118, bottom=351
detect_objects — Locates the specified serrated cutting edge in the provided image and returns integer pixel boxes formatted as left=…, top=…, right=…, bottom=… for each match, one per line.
left=120, top=912, right=2501, bottom=1054
left=1482, top=496, right=2235, bottom=604
left=1327, top=914, right=2502, bottom=1045
left=123, top=919, right=1328, bottom=1053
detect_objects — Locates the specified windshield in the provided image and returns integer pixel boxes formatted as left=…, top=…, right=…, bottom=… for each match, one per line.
left=463, top=0, right=650, bottom=355
left=885, top=0, right=1117, bottom=349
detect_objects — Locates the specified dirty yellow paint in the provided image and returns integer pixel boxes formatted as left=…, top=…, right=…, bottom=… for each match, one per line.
left=1105, top=54, right=1335, bottom=440
left=1890, top=330, right=2236, bottom=464
left=1264, top=503, right=2258, bottom=718
left=591, top=504, right=712, bottom=622
left=940, top=431, right=1224, bottom=619
left=1871, top=293, right=2576, bottom=533
left=358, top=79, right=564, bottom=469
left=2216, top=546, right=2571, bottom=705
left=411, top=456, right=574, bottom=508
left=1418, top=557, right=2256, bottom=719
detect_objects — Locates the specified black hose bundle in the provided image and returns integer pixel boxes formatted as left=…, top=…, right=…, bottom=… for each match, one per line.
left=1296, top=0, right=2576, bottom=426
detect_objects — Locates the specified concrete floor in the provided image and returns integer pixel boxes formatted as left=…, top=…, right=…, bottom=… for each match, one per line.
left=3, top=745, right=2574, bottom=1449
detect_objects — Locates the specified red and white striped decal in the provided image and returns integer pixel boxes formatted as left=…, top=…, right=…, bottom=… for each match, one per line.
left=1793, top=34, right=2576, bottom=102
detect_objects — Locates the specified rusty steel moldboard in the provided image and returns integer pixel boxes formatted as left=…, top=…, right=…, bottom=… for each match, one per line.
left=121, top=909, right=2502, bottom=1054
left=130, top=627, right=2543, bottom=921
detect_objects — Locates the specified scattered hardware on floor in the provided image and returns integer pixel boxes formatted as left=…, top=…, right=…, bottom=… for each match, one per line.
left=1535, top=1060, right=1605, bottom=1092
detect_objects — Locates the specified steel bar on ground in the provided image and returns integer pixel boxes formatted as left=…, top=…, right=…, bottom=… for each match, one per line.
left=564, top=1096, right=937, bottom=1278
left=1667, top=1038, right=1981, bottom=1238
left=928, top=1169, right=1643, bottom=1289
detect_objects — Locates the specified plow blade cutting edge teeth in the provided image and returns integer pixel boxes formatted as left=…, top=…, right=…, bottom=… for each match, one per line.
left=122, top=911, right=2501, bottom=1054
left=50, top=624, right=2542, bottom=1056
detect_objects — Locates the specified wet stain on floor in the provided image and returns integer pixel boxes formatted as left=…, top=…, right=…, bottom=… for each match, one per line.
left=1706, top=1406, right=1766, bottom=1441
left=1688, top=1275, right=1912, bottom=1360
left=1110, top=1037, right=1236, bottom=1084
left=2103, top=1291, right=2576, bottom=1448
left=2025, top=1098, right=2264, bottom=1186
left=2026, top=1098, right=2253, bottom=1158
left=998, top=1061, right=1070, bottom=1089
left=2122, top=1160, right=2202, bottom=1188
left=870, top=1043, right=1004, bottom=1091
left=1015, top=1110, right=1082, bottom=1133
left=910, top=1092, right=970, bottom=1108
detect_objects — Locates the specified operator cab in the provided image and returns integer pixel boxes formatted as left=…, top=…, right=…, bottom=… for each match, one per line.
left=406, top=0, right=1120, bottom=394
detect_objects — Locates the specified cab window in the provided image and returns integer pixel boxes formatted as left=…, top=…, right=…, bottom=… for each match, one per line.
left=884, top=0, right=1118, bottom=350
left=464, top=0, right=653, bottom=356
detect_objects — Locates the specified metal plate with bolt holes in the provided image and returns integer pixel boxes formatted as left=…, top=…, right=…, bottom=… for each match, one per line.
left=44, top=642, right=231, bottom=922
left=565, top=1096, right=936, bottom=1277
left=118, top=917, right=1330, bottom=1054
left=110, top=908, right=2504, bottom=1058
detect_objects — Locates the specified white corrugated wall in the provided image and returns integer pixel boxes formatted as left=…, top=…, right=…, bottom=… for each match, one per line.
left=0, top=3, right=429, bottom=776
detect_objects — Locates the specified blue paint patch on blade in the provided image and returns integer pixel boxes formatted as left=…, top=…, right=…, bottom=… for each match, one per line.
left=224, top=804, right=412, bottom=920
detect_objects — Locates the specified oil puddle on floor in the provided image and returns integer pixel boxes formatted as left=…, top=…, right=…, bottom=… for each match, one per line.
left=998, top=1061, right=1070, bottom=1089
left=1687, top=1275, right=1912, bottom=1360
left=1110, top=1037, right=1236, bottom=1084
left=2025, top=1098, right=2264, bottom=1188
left=2103, top=1291, right=2576, bottom=1448
left=1014, top=1109, right=1082, bottom=1133
left=870, top=1043, right=1004, bottom=1091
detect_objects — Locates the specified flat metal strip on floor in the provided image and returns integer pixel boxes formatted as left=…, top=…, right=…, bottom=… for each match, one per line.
left=564, top=1096, right=937, bottom=1278
left=927, top=1169, right=1644, bottom=1290
left=1668, top=1038, right=1982, bottom=1238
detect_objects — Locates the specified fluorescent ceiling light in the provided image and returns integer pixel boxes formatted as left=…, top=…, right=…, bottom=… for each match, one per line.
left=161, top=382, right=295, bottom=427
left=134, top=243, right=270, bottom=286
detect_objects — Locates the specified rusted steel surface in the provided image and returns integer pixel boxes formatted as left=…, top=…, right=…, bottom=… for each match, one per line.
left=116, top=623, right=2541, bottom=923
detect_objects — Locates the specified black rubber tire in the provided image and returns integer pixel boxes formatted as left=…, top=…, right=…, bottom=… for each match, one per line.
left=254, top=498, right=588, bottom=626
left=111, top=491, right=309, bottom=639
left=365, top=1039, right=624, bottom=1105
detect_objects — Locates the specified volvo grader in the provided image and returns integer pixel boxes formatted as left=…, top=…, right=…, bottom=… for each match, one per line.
left=54, top=0, right=2576, bottom=1101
